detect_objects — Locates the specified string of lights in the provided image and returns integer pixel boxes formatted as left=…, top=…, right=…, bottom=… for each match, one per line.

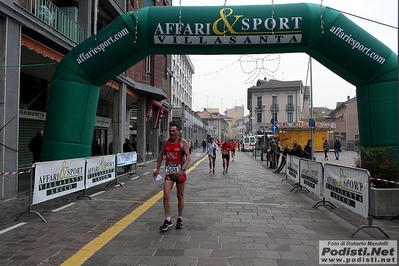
left=193, top=54, right=281, bottom=84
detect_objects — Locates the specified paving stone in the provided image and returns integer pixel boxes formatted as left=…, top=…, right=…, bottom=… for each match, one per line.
left=0, top=151, right=398, bottom=266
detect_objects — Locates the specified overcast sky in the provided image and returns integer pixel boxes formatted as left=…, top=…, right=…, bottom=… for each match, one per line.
left=172, top=0, right=398, bottom=112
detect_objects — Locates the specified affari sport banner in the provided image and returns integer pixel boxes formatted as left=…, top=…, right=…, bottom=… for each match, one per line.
left=86, top=155, right=116, bottom=188
left=116, top=152, right=137, bottom=167
left=299, top=159, right=323, bottom=195
left=286, top=155, right=300, bottom=182
left=323, top=164, right=369, bottom=218
left=33, top=159, right=85, bottom=205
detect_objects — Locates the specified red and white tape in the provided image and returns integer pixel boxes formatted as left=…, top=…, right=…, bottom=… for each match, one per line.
left=0, top=167, right=33, bottom=176
left=361, top=177, right=399, bottom=188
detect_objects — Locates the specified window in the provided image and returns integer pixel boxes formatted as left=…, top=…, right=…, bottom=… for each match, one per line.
left=97, top=98, right=109, bottom=117
left=271, top=95, right=278, bottom=123
left=144, top=0, right=156, bottom=7
left=287, top=112, right=293, bottom=122
left=256, top=96, right=262, bottom=109
left=272, top=95, right=277, bottom=105
left=287, top=95, right=293, bottom=104
left=145, top=56, right=151, bottom=73
left=257, top=112, right=262, bottom=123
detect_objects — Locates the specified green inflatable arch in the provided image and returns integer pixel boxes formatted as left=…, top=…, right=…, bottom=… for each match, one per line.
left=41, top=3, right=398, bottom=161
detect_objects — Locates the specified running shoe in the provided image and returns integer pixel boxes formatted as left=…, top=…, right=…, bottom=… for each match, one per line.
left=213, top=168, right=215, bottom=174
left=222, top=170, right=225, bottom=174
left=209, top=169, right=212, bottom=173
left=176, top=218, right=183, bottom=229
left=225, top=169, right=228, bottom=174
left=159, top=220, right=173, bottom=231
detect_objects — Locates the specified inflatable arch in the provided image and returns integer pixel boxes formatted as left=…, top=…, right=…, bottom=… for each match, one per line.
left=41, top=3, right=398, bottom=160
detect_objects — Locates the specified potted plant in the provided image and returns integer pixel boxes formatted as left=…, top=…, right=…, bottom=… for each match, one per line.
left=355, top=147, right=399, bottom=218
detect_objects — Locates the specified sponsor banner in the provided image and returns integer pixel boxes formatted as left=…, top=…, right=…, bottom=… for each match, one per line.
left=319, top=240, right=397, bottom=264
left=86, top=155, right=116, bottom=188
left=154, top=34, right=302, bottom=45
left=323, top=164, right=369, bottom=218
left=299, top=159, right=323, bottom=195
left=116, top=152, right=137, bottom=167
left=33, top=159, right=85, bottom=205
left=286, top=155, right=300, bottom=182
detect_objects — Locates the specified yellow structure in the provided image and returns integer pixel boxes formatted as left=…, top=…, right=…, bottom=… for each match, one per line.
left=276, top=122, right=336, bottom=151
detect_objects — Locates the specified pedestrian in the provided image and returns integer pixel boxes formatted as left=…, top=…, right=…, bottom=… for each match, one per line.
left=28, top=129, right=43, bottom=163
left=292, top=140, right=298, bottom=150
left=274, top=144, right=290, bottom=173
left=220, top=137, right=233, bottom=174
left=195, top=139, right=198, bottom=149
left=207, top=137, right=218, bottom=174
left=202, top=139, right=207, bottom=152
left=131, top=137, right=137, bottom=151
left=295, top=143, right=310, bottom=159
left=92, top=136, right=102, bottom=156
left=304, top=139, right=315, bottom=160
left=323, top=139, right=330, bottom=160
left=304, top=139, right=312, bottom=155
left=276, top=140, right=282, bottom=166
left=334, top=138, right=341, bottom=160
left=270, top=139, right=278, bottom=169
left=153, top=121, right=191, bottom=232
left=123, top=138, right=134, bottom=173
left=230, top=139, right=237, bottom=161
left=188, top=139, right=192, bottom=154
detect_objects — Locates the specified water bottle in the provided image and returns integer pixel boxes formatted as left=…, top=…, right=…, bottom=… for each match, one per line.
left=155, top=175, right=163, bottom=181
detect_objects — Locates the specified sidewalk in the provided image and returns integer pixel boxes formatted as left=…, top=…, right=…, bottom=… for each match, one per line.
left=0, top=149, right=398, bottom=266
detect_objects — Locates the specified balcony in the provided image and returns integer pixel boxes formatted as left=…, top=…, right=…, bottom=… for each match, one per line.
left=286, top=103, right=294, bottom=111
left=18, top=0, right=85, bottom=43
left=270, top=104, right=279, bottom=112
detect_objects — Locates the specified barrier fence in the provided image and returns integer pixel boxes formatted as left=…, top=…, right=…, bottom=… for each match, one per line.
left=14, top=152, right=141, bottom=222
left=285, top=155, right=389, bottom=238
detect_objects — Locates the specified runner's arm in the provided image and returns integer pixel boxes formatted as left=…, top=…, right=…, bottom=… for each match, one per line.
left=153, top=139, right=167, bottom=177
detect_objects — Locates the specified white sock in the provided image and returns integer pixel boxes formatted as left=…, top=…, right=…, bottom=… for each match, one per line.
left=166, top=216, right=171, bottom=222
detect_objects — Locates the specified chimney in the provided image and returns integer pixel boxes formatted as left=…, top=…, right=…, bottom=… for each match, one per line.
left=347, top=96, right=350, bottom=101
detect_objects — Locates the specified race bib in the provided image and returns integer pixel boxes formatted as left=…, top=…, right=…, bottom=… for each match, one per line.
left=222, top=149, right=229, bottom=155
left=165, top=163, right=180, bottom=174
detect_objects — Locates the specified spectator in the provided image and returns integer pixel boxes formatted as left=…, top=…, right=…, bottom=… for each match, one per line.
left=28, top=129, right=43, bottom=163
left=202, top=139, right=207, bottom=152
left=123, top=138, right=134, bottom=173
left=323, top=139, right=330, bottom=160
left=334, top=138, right=342, bottom=160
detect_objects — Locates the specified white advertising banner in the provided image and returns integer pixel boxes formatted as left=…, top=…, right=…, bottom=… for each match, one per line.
left=33, top=158, right=86, bottom=205
left=286, top=155, right=300, bottom=182
left=299, top=159, right=323, bottom=195
left=323, top=164, right=369, bottom=219
left=86, top=155, right=116, bottom=188
left=116, top=152, right=137, bottom=167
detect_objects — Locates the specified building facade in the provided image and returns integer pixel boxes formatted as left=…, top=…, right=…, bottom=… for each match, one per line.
left=247, top=79, right=310, bottom=135
left=196, top=109, right=232, bottom=141
left=0, top=0, right=174, bottom=199
left=224, top=105, right=245, bottom=140
left=325, top=96, right=359, bottom=151
left=170, top=55, right=194, bottom=109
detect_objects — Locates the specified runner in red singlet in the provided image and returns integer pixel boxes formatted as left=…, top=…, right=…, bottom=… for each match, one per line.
left=153, top=121, right=191, bottom=232
left=220, top=137, right=233, bottom=174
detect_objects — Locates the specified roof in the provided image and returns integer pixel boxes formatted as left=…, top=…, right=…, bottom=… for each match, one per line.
left=250, top=79, right=303, bottom=89
left=196, top=109, right=232, bottom=120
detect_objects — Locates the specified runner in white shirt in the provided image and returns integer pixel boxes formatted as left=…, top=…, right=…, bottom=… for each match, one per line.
left=207, top=138, right=218, bottom=174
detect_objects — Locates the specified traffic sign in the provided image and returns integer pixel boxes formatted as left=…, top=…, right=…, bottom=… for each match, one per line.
left=271, top=125, right=278, bottom=132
